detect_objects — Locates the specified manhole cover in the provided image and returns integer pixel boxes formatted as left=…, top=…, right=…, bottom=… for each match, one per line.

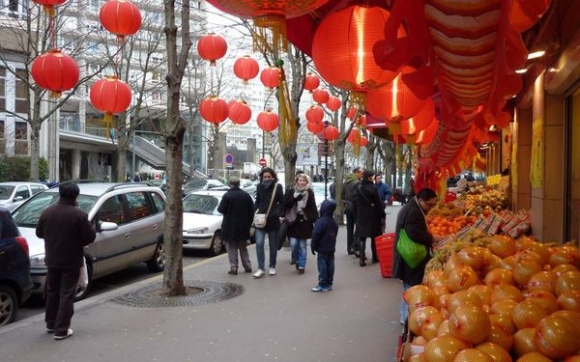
left=112, top=280, right=244, bottom=308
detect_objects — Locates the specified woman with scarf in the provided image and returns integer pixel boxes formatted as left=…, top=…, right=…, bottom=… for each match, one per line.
left=253, top=167, right=284, bottom=278
left=282, top=173, right=318, bottom=274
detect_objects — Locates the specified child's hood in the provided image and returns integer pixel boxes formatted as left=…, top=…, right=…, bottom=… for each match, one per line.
left=319, top=199, right=336, bottom=217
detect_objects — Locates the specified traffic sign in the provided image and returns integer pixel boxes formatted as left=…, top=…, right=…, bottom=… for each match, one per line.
left=258, top=158, right=267, bottom=167
left=225, top=153, right=233, bottom=164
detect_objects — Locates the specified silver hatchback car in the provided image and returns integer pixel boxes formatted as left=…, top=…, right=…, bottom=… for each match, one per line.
left=11, top=183, right=166, bottom=299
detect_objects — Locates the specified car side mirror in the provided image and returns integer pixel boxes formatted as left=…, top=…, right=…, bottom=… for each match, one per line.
left=97, top=221, right=119, bottom=232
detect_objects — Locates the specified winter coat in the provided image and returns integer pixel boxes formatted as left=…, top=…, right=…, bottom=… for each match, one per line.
left=311, top=199, right=338, bottom=254
left=375, top=181, right=391, bottom=203
left=353, top=180, right=386, bottom=239
left=343, top=174, right=359, bottom=213
left=36, top=198, right=96, bottom=269
left=282, top=188, right=318, bottom=240
left=217, top=185, right=255, bottom=242
left=391, top=196, right=434, bottom=285
left=0, top=206, right=20, bottom=239
left=254, top=180, right=284, bottom=232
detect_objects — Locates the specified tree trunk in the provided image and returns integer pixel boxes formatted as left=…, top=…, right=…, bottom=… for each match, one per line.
left=333, top=139, right=346, bottom=225
left=29, top=124, right=41, bottom=181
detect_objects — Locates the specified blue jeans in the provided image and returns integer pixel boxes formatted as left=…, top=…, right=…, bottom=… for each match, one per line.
left=400, top=282, right=411, bottom=324
left=289, top=237, right=307, bottom=269
left=254, top=228, right=278, bottom=270
left=317, top=252, right=335, bottom=288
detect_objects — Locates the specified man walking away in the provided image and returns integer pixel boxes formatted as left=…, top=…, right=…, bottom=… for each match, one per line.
left=343, top=167, right=364, bottom=256
left=36, top=182, right=96, bottom=340
left=310, top=199, right=338, bottom=292
left=217, top=177, right=255, bottom=275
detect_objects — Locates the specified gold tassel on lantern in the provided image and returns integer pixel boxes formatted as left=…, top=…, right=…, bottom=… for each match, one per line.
left=277, top=60, right=295, bottom=148
left=253, top=15, right=288, bottom=54
left=349, top=91, right=367, bottom=111
left=103, top=113, right=113, bottom=139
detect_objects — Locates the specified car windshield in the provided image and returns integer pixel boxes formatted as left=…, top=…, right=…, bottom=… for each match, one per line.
left=12, top=193, right=98, bottom=227
left=0, top=185, right=15, bottom=200
left=183, top=194, right=220, bottom=215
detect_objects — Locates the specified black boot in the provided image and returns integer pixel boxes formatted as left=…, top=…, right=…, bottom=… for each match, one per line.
left=359, top=239, right=366, bottom=266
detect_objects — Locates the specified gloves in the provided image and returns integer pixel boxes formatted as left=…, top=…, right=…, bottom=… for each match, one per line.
left=311, top=249, right=316, bottom=256
left=294, top=192, right=304, bottom=201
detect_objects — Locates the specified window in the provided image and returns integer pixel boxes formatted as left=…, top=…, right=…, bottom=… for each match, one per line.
left=15, top=69, right=28, bottom=113
left=15, top=122, right=27, bottom=140
left=14, top=186, right=30, bottom=200
left=149, top=192, right=165, bottom=214
left=0, top=121, right=4, bottom=139
left=97, top=195, right=125, bottom=225
left=0, top=66, right=5, bottom=109
left=125, top=192, right=151, bottom=221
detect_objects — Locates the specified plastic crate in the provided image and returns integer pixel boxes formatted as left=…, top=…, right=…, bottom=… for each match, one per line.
left=375, top=233, right=395, bottom=278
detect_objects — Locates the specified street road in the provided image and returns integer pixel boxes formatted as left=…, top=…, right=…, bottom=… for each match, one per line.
left=15, top=251, right=209, bottom=323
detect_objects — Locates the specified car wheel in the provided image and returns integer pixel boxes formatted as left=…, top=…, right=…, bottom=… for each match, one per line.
left=75, top=258, right=93, bottom=301
left=209, top=231, right=224, bottom=256
left=146, top=241, right=165, bottom=272
left=0, top=285, right=18, bottom=326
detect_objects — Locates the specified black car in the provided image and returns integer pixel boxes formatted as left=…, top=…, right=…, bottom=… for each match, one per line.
left=0, top=208, right=32, bottom=326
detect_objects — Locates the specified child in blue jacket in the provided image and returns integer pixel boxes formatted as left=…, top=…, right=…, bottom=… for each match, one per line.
left=310, top=199, right=339, bottom=292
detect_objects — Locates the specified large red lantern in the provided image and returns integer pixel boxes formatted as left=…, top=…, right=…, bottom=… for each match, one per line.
left=347, top=128, right=362, bottom=144
left=31, top=49, right=79, bottom=98
left=322, top=124, right=339, bottom=141
left=197, top=33, right=228, bottom=66
left=360, top=135, right=368, bottom=147
left=307, top=121, right=324, bottom=134
left=405, top=117, right=439, bottom=145
left=90, top=76, right=132, bottom=123
left=233, top=55, right=259, bottom=84
left=228, top=99, right=252, bottom=125
left=200, top=95, right=229, bottom=124
left=311, top=3, right=405, bottom=106
left=400, top=99, right=435, bottom=135
left=206, top=0, right=330, bottom=53
left=31, top=0, right=67, bottom=16
left=305, top=106, right=324, bottom=124
left=326, top=96, right=341, bottom=112
left=257, top=109, right=279, bottom=132
left=312, top=88, right=330, bottom=105
left=366, top=74, right=427, bottom=122
left=99, top=0, right=142, bottom=42
left=304, top=72, right=320, bottom=92
left=260, top=66, right=280, bottom=89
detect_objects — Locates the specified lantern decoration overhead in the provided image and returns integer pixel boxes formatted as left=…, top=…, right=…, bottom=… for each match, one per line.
left=304, top=72, right=320, bottom=92
left=360, top=135, right=368, bottom=147
left=197, top=33, right=228, bottom=66
left=366, top=74, right=427, bottom=122
left=347, top=107, right=358, bottom=120
left=307, top=120, right=325, bottom=134
left=305, top=105, right=324, bottom=124
left=260, top=66, right=280, bottom=90
left=399, top=98, right=435, bottom=135
left=31, top=49, right=79, bottom=98
left=404, top=117, right=439, bottom=145
left=206, top=0, right=331, bottom=54
left=326, top=96, right=341, bottom=112
left=347, top=127, right=366, bottom=156
left=322, top=124, right=339, bottom=141
left=311, top=2, right=406, bottom=108
left=90, top=76, right=132, bottom=135
left=99, top=0, right=142, bottom=42
left=233, top=55, right=260, bottom=84
left=31, top=0, right=67, bottom=16
left=199, top=95, right=229, bottom=124
left=257, top=109, right=280, bottom=132
left=228, top=99, right=252, bottom=125
left=312, top=88, right=330, bottom=105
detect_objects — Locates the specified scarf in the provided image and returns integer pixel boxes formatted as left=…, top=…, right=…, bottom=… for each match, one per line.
left=293, top=183, right=310, bottom=212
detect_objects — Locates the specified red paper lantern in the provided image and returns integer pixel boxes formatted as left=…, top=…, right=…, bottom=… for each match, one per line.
left=99, top=0, right=142, bottom=42
left=358, top=114, right=367, bottom=127
left=228, top=99, right=252, bottom=125
left=366, top=74, right=426, bottom=122
left=197, top=33, right=228, bottom=66
left=347, top=128, right=361, bottom=143
left=31, top=0, right=67, bottom=16
left=347, top=107, right=358, bottom=119
left=233, top=55, right=259, bottom=84
left=257, top=109, right=279, bottom=132
left=326, top=96, right=341, bottom=112
left=311, top=3, right=404, bottom=104
left=31, top=49, right=79, bottom=98
left=323, top=124, right=339, bottom=140
left=304, top=72, right=320, bottom=92
left=400, top=99, right=435, bottom=135
left=405, top=117, right=439, bottom=145
left=312, top=88, right=330, bottom=105
left=360, top=135, right=368, bottom=147
left=90, top=76, right=132, bottom=123
left=305, top=105, right=324, bottom=124
left=260, top=66, right=280, bottom=89
left=307, top=121, right=324, bottom=134
left=199, top=95, right=229, bottom=124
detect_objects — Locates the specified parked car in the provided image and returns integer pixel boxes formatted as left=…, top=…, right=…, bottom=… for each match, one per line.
left=182, top=190, right=228, bottom=256
left=0, top=209, right=32, bottom=326
left=11, top=183, right=166, bottom=300
left=0, top=182, right=48, bottom=212
left=182, top=178, right=226, bottom=196
left=240, top=178, right=257, bottom=197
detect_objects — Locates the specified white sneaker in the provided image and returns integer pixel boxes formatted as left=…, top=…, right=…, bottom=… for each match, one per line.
left=253, top=269, right=265, bottom=278
left=269, top=267, right=276, bottom=276
left=54, top=329, right=73, bottom=340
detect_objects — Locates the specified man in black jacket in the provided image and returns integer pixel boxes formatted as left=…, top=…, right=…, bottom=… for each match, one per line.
left=217, top=177, right=255, bottom=275
left=36, top=182, right=96, bottom=340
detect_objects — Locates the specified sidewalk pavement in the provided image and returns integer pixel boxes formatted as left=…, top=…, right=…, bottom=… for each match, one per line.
left=0, top=206, right=404, bottom=362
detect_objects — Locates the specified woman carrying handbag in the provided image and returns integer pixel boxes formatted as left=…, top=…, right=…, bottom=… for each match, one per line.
left=281, top=173, right=318, bottom=274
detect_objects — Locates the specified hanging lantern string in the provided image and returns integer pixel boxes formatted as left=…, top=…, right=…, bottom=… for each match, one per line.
left=277, top=59, right=295, bottom=148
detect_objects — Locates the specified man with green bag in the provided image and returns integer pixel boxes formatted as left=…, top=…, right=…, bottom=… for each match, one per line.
left=392, top=187, right=443, bottom=325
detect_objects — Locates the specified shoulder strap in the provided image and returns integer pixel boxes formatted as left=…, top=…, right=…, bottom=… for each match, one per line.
left=265, top=182, right=278, bottom=216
